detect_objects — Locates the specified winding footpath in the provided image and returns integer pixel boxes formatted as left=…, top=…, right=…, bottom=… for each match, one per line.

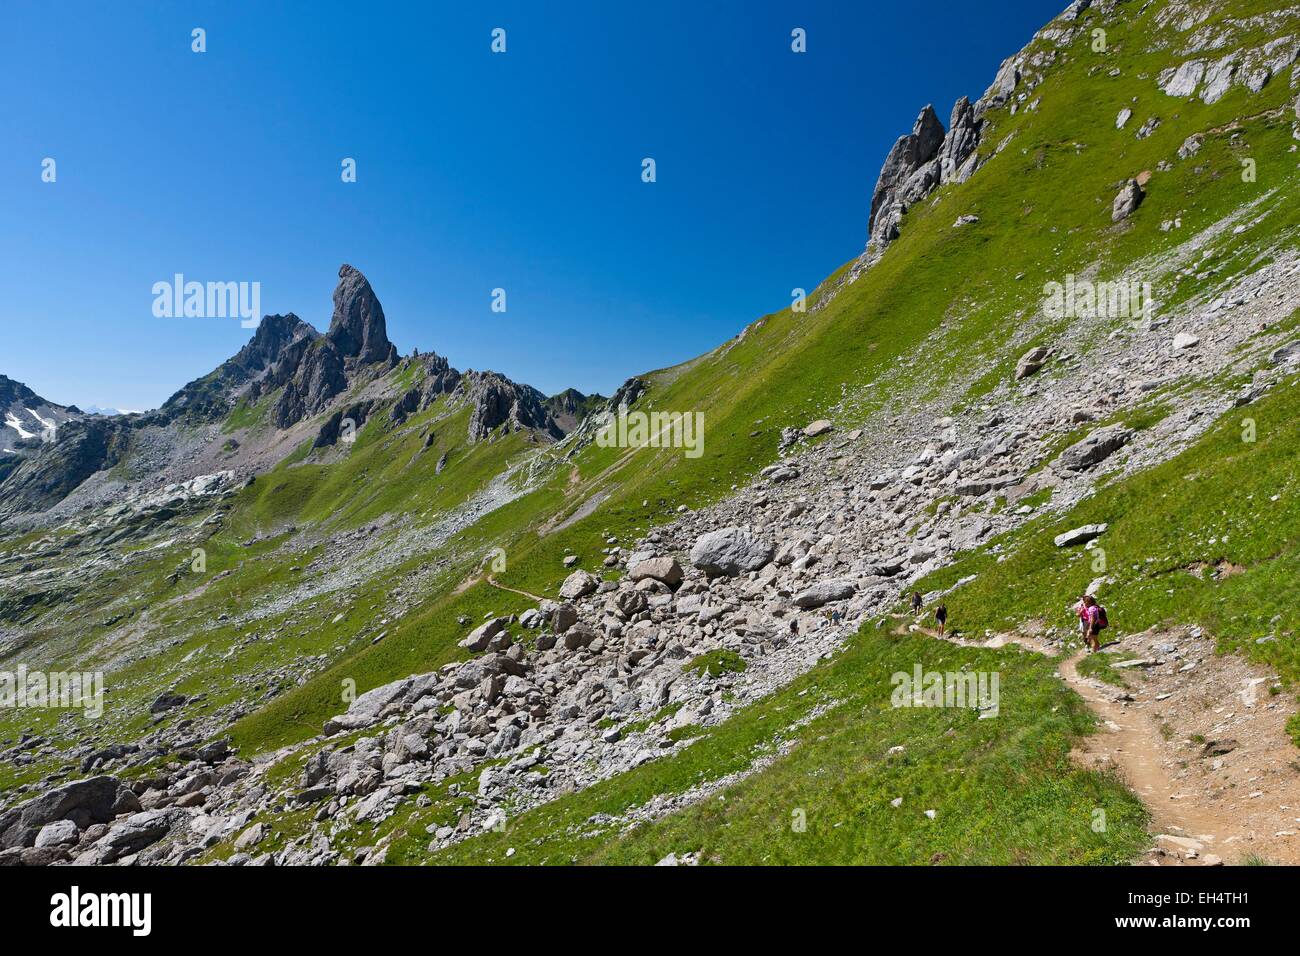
left=903, top=618, right=1299, bottom=865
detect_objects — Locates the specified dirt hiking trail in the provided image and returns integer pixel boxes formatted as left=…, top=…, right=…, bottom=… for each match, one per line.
left=900, top=617, right=1300, bottom=865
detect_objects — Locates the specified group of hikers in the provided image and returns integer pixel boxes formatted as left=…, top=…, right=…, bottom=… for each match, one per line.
left=907, top=590, right=1107, bottom=650
left=909, top=591, right=947, bottom=637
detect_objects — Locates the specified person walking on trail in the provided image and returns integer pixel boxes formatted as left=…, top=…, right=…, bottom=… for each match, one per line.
left=911, top=592, right=923, bottom=617
left=934, top=603, right=948, bottom=638
left=1081, top=594, right=1106, bottom=653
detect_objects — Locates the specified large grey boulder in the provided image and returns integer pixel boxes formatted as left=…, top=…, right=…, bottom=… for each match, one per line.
left=627, top=556, right=683, bottom=588
left=323, top=672, right=438, bottom=735
left=559, top=569, right=599, bottom=600
left=455, top=656, right=501, bottom=689
left=460, top=617, right=505, bottom=652
left=550, top=602, right=579, bottom=633
left=793, top=579, right=857, bottom=608
left=1015, top=346, right=1051, bottom=380
left=33, top=820, right=80, bottom=849
left=1112, top=179, right=1145, bottom=222
left=562, top=624, right=598, bottom=651
left=1055, top=425, right=1133, bottom=472
left=689, top=528, right=775, bottom=577
left=1054, top=524, right=1108, bottom=548
left=614, top=589, right=649, bottom=618
left=0, top=775, right=121, bottom=849
left=75, top=809, right=180, bottom=865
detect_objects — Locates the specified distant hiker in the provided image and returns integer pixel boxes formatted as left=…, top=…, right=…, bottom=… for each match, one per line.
left=830, top=608, right=842, bottom=625
left=1082, top=594, right=1108, bottom=652
left=935, top=603, right=948, bottom=638
left=911, top=592, right=923, bottom=616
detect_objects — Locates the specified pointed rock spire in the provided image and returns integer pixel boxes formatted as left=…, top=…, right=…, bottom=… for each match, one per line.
left=327, top=264, right=397, bottom=366
left=866, top=105, right=946, bottom=250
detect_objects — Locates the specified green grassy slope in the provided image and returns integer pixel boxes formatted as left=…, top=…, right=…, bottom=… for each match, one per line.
left=6, top=0, right=1298, bottom=868
left=910, top=372, right=1300, bottom=737
left=382, top=0, right=1300, bottom=863
left=233, top=0, right=1300, bottom=752
left=417, top=633, right=1148, bottom=865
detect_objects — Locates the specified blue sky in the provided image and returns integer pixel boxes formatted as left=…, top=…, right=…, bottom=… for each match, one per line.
left=2, top=0, right=1063, bottom=410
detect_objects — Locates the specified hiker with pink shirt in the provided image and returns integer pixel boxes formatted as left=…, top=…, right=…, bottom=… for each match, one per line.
left=1081, top=595, right=1108, bottom=652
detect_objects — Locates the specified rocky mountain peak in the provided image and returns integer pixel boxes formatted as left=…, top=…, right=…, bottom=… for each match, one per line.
left=0, top=374, right=41, bottom=408
left=858, top=90, right=988, bottom=270
left=0, top=374, right=80, bottom=465
left=462, top=371, right=564, bottom=442
left=861, top=104, right=954, bottom=263
left=327, top=264, right=398, bottom=367
left=543, top=387, right=603, bottom=434
left=234, top=313, right=318, bottom=376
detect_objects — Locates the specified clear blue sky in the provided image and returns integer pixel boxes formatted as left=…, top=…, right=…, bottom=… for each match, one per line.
left=2, top=0, right=1063, bottom=410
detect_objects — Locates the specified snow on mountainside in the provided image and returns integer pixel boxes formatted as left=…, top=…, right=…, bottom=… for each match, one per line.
left=0, top=374, right=79, bottom=457
left=81, top=405, right=144, bottom=417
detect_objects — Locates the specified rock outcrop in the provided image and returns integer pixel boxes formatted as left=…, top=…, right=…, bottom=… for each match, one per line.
left=462, top=371, right=564, bottom=442
left=0, top=776, right=123, bottom=849
left=860, top=92, right=989, bottom=264
left=1112, top=179, right=1145, bottom=222
left=866, top=105, right=947, bottom=254
left=327, top=264, right=400, bottom=368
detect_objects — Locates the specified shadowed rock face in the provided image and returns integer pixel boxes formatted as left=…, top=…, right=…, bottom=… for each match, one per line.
left=0, top=374, right=45, bottom=410
left=544, top=387, right=603, bottom=434
left=463, top=371, right=564, bottom=442
left=867, top=104, right=946, bottom=249
left=268, top=337, right=347, bottom=429
left=252, top=265, right=397, bottom=429
left=327, top=264, right=398, bottom=367
left=232, top=313, right=318, bottom=378
left=0, top=415, right=128, bottom=518
left=938, top=96, right=982, bottom=184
